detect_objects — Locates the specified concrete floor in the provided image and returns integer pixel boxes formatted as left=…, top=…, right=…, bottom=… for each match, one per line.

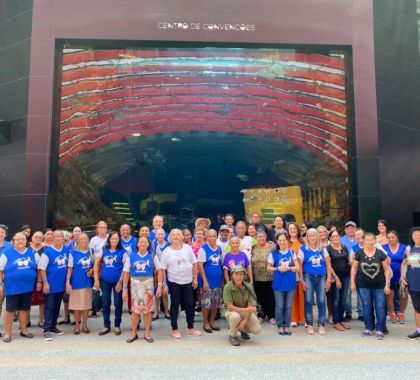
left=0, top=304, right=419, bottom=380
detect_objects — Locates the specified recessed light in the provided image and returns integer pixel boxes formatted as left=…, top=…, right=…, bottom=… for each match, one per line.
left=132, top=133, right=141, bottom=137
left=171, top=137, right=181, bottom=142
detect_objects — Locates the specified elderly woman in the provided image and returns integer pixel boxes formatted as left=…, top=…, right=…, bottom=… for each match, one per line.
left=267, top=231, right=299, bottom=335
left=351, top=233, right=391, bottom=340
left=223, top=236, right=253, bottom=284
left=251, top=231, right=275, bottom=324
left=235, top=221, right=253, bottom=260
left=401, top=227, right=420, bottom=340
left=66, top=233, right=94, bottom=335
left=29, top=231, right=45, bottom=328
left=0, top=232, right=38, bottom=342
left=383, top=230, right=407, bottom=324
left=38, top=230, right=69, bottom=341
left=42, top=228, right=53, bottom=247
left=160, top=229, right=202, bottom=339
left=94, top=231, right=125, bottom=336
left=317, top=226, right=330, bottom=249
left=152, top=228, right=171, bottom=320
left=0, top=224, right=11, bottom=322
left=298, top=228, right=332, bottom=335
left=123, top=236, right=162, bottom=343
left=198, top=229, right=223, bottom=333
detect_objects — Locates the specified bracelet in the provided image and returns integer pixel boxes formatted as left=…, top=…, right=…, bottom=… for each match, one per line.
left=385, top=281, right=391, bottom=286
left=157, top=282, right=163, bottom=286
left=42, top=279, right=48, bottom=283
left=162, top=281, right=166, bottom=285
left=332, top=274, right=337, bottom=279
left=123, top=285, right=128, bottom=290
left=118, top=279, right=123, bottom=284
left=327, top=279, right=332, bottom=282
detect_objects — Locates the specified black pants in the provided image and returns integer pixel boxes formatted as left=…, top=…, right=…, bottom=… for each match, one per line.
left=168, top=281, right=195, bottom=330
left=254, top=281, right=275, bottom=319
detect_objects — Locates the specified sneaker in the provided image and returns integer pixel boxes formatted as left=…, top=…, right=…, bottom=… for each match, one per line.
left=357, top=316, right=364, bottom=321
left=406, top=331, right=420, bottom=340
left=240, top=331, right=250, bottom=340
left=187, top=328, right=202, bottom=337
left=229, top=335, right=240, bottom=346
left=307, top=326, right=315, bottom=335
left=361, top=330, right=372, bottom=337
left=383, top=326, right=389, bottom=335
left=376, top=331, right=384, bottom=340
left=344, top=315, right=352, bottom=322
left=52, top=328, right=64, bottom=335
left=398, top=313, right=405, bottom=324
left=44, top=332, right=53, bottom=341
left=318, top=326, right=326, bottom=335
left=290, top=322, right=298, bottom=327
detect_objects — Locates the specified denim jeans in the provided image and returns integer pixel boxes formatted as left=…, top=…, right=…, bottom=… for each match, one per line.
left=44, top=292, right=64, bottom=332
left=303, top=274, right=326, bottom=327
left=274, top=290, right=295, bottom=328
left=100, top=279, right=123, bottom=329
left=345, top=288, right=363, bottom=317
left=330, top=274, right=349, bottom=324
left=358, top=287, right=386, bottom=332
left=391, top=282, right=401, bottom=313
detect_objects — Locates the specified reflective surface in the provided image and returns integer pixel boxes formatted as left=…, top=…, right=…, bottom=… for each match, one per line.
left=52, top=46, right=351, bottom=229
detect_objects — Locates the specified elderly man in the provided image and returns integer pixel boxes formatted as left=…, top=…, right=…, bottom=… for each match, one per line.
left=223, top=265, right=261, bottom=346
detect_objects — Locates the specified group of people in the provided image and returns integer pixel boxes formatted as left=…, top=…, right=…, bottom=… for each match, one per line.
left=0, top=214, right=419, bottom=346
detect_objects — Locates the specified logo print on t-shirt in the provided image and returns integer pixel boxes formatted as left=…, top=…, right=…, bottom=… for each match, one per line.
left=103, top=255, right=117, bottom=267
left=13, top=257, right=32, bottom=269
left=54, top=255, right=67, bottom=267
left=134, top=260, right=149, bottom=272
left=279, top=257, right=291, bottom=267
left=209, top=254, right=221, bottom=265
left=308, top=254, right=322, bottom=267
left=77, top=257, right=92, bottom=268
left=360, top=262, right=380, bottom=279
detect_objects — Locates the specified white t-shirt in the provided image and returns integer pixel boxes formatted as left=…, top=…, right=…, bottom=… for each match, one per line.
left=216, top=238, right=229, bottom=258
left=89, top=235, right=108, bottom=259
left=240, top=236, right=253, bottom=261
left=160, top=244, right=197, bottom=285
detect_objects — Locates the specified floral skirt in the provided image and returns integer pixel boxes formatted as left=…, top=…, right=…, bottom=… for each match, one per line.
left=131, top=276, right=154, bottom=315
left=200, top=288, right=222, bottom=310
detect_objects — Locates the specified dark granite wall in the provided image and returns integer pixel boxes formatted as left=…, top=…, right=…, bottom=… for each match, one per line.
left=0, top=0, right=33, bottom=233
left=374, top=0, right=420, bottom=240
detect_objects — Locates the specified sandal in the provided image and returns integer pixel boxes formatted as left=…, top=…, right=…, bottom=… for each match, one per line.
left=58, top=319, right=71, bottom=325
left=333, top=324, right=346, bottom=331
left=82, top=328, right=90, bottom=334
left=203, top=326, right=213, bottom=334
left=127, top=334, right=138, bottom=343
left=20, top=332, right=34, bottom=338
left=171, top=330, right=181, bottom=339
left=2, top=336, right=11, bottom=343
left=73, top=329, right=80, bottom=335
left=37, top=322, right=44, bottom=329
left=164, top=314, right=171, bottom=320
left=144, top=335, right=154, bottom=343
left=115, top=328, right=121, bottom=336
left=210, top=325, right=220, bottom=331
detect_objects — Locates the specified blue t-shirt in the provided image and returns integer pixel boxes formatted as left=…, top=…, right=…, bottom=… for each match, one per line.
left=382, top=243, right=406, bottom=283
left=100, top=247, right=126, bottom=283
left=69, top=249, right=94, bottom=290
left=3, top=247, right=37, bottom=296
left=121, top=236, right=137, bottom=256
left=43, top=245, right=69, bottom=294
left=406, top=246, right=420, bottom=292
left=199, top=244, right=223, bottom=289
left=128, top=251, right=155, bottom=278
left=0, top=241, right=12, bottom=256
left=352, top=243, right=362, bottom=255
left=270, top=249, right=297, bottom=292
left=152, top=240, right=171, bottom=258
left=341, top=235, right=356, bottom=255
left=299, top=246, right=327, bottom=276
left=149, top=230, right=169, bottom=243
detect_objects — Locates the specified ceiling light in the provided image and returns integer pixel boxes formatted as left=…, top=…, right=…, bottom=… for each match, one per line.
left=132, top=133, right=141, bottom=137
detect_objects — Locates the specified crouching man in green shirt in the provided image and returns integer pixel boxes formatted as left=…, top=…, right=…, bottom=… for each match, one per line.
left=223, top=264, right=262, bottom=346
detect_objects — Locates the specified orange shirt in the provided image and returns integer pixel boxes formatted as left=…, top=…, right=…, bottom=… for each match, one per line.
left=289, top=240, right=302, bottom=254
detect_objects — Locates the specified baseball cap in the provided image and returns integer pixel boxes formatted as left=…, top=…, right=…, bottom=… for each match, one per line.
left=231, top=264, right=245, bottom=273
left=219, top=224, right=229, bottom=231
left=345, top=221, right=357, bottom=228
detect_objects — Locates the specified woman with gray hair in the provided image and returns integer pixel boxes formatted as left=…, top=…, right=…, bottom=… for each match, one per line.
left=251, top=231, right=275, bottom=324
left=160, top=229, right=201, bottom=339
left=298, top=228, right=332, bottom=335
